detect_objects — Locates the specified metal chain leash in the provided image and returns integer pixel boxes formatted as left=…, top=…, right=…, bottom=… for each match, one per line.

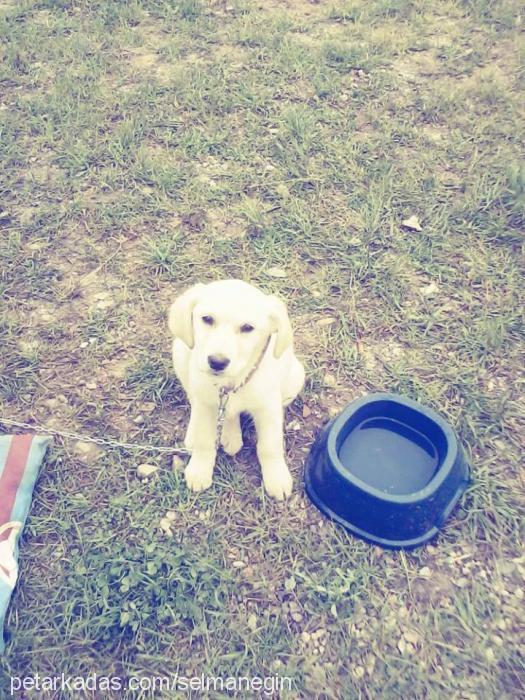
left=0, top=417, right=190, bottom=454
left=215, top=388, right=230, bottom=452
left=1, top=393, right=233, bottom=455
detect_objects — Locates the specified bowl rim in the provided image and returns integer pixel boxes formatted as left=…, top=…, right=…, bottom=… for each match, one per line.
left=326, top=392, right=459, bottom=504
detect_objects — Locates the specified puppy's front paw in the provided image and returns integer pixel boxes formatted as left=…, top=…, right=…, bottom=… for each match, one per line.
left=262, top=461, right=293, bottom=500
left=185, top=456, right=213, bottom=492
left=221, top=424, right=243, bottom=456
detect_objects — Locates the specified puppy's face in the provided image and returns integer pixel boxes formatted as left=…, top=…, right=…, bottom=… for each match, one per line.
left=192, top=285, right=273, bottom=381
left=169, top=280, right=293, bottom=383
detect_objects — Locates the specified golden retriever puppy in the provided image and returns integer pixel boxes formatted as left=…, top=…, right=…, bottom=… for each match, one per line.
left=168, top=279, right=305, bottom=499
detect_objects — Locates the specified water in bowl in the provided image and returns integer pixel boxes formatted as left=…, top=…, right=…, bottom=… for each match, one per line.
left=338, top=416, right=439, bottom=495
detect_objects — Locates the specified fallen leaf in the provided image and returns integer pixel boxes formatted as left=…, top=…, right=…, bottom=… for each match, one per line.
left=323, top=374, right=337, bottom=387
left=73, top=441, right=105, bottom=463
left=285, top=576, right=296, bottom=591
left=266, top=266, right=287, bottom=278
left=419, top=281, right=439, bottom=297
left=159, top=517, right=173, bottom=536
left=404, top=629, right=421, bottom=645
left=275, top=183, right=290, bottom=199
left=171, top=454, right=185, bottom=472
left=401, top=215, right=422, bottom=231
left=137, top=463, right=159, bottom=478
left=485, top=648, right=496, bottom=663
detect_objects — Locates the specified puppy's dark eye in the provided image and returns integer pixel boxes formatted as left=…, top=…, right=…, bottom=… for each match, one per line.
left=202, top=315, right=214, bottom=326
left=240, top=323, right=254, bottom=333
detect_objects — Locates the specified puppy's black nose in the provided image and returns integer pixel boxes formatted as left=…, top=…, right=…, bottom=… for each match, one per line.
left=208, top=355, right=230, bottom=372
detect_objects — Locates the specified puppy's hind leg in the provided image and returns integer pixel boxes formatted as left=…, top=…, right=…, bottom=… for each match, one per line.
left=172, top=339, right=191, bottom=395
left=282, top=357, right=305, bottom=407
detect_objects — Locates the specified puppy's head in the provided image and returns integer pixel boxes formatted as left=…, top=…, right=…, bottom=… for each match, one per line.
left=168, top=280, right=293, bottom=381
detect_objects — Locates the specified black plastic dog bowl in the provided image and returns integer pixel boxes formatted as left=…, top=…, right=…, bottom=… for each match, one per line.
left=305, top=393, right=470, bottom=549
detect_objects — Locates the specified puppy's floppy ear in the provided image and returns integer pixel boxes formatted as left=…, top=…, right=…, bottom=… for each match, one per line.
left=267, top=295, right=293, bottom=359
left=168, top=283, right=205, bottom=349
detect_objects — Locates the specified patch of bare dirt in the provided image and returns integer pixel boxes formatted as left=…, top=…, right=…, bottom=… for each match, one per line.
left=126, top=49, right=160, bottom=71
left=207, top=208, right=247, bottom=241
left=424, top=15, right=465, bottom=49
left=17, top=149, right=62, bottom=188
left=0, top=0, right=16, bottom=12
left=251, top=0, right=327, bottom=18
left=410, top=567, right=457, bottom=605
left=75, top=271, right=120, bottom=312
left=211, top=43, right=249, bottom=65
left=395, top=50, right=444, bottom=83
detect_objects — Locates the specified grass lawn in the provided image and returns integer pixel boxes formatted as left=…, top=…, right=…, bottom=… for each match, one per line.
left=0, top=0, right=524, bottom=697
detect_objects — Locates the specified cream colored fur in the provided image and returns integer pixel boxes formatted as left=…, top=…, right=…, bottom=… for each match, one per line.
left=168, top=279, right=305, bottom=500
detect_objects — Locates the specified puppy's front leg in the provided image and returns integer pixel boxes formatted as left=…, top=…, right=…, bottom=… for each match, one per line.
left=220, top=412, right=243, bottom=456
left=253, top=405, right=293, bottom=500
left=184, top=402, right=217, bottom=492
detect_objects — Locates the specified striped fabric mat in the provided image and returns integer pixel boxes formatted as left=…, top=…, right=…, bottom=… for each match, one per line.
left=0, top=434, right=51, bottom=653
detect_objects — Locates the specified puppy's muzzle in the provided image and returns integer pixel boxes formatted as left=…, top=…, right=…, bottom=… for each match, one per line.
left=208, top=354, right=230, bottom=373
